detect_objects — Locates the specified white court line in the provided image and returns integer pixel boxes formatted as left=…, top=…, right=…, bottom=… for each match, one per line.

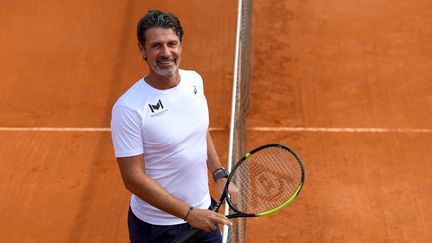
left=249, top=127, right=432, bottom=133
left=0, top=126, right=431, bottom=133
left=0, top=127, right=224, bottom=132
left=0, top=127, right=111, bottom=132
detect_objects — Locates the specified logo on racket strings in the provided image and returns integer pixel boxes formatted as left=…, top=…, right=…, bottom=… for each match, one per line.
left=251, top=164, right=296, bottom=203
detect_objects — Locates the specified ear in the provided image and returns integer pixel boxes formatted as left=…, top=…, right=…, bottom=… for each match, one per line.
left=137, top=42, right=147, bottom=60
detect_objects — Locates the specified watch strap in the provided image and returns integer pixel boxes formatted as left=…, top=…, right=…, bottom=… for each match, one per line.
left=212, top=167, right=228, bottom=182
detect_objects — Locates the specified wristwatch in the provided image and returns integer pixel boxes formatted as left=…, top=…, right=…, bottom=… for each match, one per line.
left=213, top=167, right=229, bottom=182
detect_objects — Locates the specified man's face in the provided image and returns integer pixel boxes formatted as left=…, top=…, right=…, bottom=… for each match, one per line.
left=141, top=27, right=182, bottom=77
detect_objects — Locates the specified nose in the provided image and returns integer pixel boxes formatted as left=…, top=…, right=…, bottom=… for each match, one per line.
left=160, top=45, right=170, bottom=57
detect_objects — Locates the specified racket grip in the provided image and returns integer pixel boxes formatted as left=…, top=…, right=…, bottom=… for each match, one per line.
left=171, top=228, right=200, bottom=243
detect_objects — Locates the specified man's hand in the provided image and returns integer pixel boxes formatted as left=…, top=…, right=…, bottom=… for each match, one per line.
left=186, top=208, right=231, bottom=232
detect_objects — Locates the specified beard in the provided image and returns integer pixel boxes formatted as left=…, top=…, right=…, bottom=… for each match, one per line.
left=149, top=57, right=181, bottom=77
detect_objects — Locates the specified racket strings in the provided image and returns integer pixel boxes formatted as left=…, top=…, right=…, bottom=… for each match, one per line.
left=230, top=146, right=303, bottom=214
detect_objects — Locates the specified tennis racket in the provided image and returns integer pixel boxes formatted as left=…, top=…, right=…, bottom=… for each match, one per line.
left=171, top=143, right=305, bottom=243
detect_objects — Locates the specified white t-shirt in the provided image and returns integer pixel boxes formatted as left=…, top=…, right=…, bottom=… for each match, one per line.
left=110, top=69, right=211, bottom=225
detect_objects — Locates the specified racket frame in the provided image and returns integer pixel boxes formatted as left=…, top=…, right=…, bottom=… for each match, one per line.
left=223, top=143, right=305, bottom=218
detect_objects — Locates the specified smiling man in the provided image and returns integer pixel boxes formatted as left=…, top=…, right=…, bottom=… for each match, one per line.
left=110, top=10, right=232, bottom=243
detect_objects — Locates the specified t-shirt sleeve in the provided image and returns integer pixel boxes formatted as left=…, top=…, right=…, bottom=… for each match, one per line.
left=110, top=105, right=144, bottom=158
left=194, top=71, right=205, bottom=95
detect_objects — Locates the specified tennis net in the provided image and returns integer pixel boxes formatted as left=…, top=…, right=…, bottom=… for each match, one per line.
left=223, top=0, right=252, bottom=242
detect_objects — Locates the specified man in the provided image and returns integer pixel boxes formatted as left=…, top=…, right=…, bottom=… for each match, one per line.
left=111, top=10, right=232, bottom=243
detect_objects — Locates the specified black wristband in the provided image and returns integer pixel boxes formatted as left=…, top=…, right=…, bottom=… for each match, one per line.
left=212, top=167, right=228, bottom=182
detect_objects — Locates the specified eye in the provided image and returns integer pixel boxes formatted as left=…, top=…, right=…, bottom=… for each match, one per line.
left=151, top=43, right=162, bottom=49
left=168, top=41, right=178, bottom=48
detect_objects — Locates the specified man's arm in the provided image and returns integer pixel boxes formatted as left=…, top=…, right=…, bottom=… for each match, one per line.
left=116, top=154, right=230, bottom=232
left=206, top=131, right=229, bottom=195
left=117, top=154, right=189, bottom=219
left=206, top=131, right=239, bottom=202
left=206, top=131, right=224, bottom=174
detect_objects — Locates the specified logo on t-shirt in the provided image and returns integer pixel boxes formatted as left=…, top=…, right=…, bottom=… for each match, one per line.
left=148, top=99, right=164, bottom=113
left=148, top=99, right=168, bottom=117
left=193, top=86, right=197, bottom=94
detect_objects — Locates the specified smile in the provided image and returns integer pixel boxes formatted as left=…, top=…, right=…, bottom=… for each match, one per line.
left=157, top=59, right=175, bottom=65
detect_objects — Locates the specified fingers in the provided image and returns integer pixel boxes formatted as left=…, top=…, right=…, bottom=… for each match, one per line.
left=211, top=211, right=232, bottom=227
left=186, top=208, right=231, bottom=232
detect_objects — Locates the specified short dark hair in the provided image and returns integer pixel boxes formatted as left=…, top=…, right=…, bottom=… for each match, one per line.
left=137, top=10, right=184, bottom=46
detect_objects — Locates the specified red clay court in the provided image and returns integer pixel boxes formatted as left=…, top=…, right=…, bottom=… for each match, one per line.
left=0, top=0, right=431, bottom=242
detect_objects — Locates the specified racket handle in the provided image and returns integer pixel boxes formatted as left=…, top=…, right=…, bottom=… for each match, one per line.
left=171, top=228, right=199, bottom=243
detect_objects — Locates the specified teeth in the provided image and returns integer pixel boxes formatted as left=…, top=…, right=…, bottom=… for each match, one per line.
left=158, top=59, right=172, bottom=63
